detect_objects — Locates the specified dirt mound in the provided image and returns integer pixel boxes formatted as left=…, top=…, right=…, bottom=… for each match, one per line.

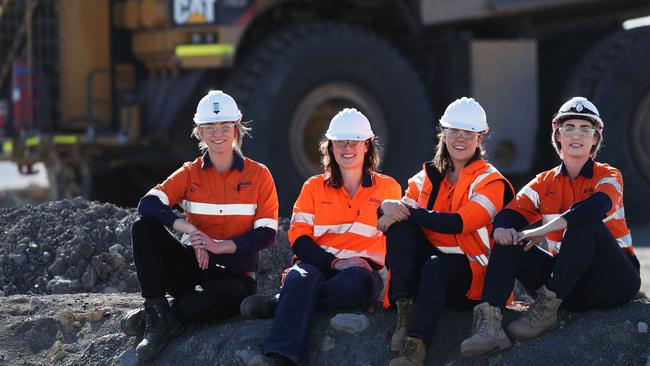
left=0, top=198, right=291, bottom=297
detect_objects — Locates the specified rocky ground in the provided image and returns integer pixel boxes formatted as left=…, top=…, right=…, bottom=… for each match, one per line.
left=0, top=199, right=649, bottom=365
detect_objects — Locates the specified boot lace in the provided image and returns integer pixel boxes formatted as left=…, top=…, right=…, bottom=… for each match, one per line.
left=524, top=289, right=549, bottom=324
left=473, top=307, right=490, bottom=336
left=397, top=299, right=414, bottom=329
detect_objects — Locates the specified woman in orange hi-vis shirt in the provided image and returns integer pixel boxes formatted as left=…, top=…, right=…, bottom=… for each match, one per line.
left=240, top=108, right=401, bottom=366
left=121, top=91, right=279, bottom=362
left=379, top=98, right=514, bottom=366
left=461, top=97, right=640, bottom=357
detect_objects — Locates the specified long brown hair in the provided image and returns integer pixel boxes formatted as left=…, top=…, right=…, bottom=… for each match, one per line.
left=319, top=138, right=381, bottom=188
left=432, top=128, right=486, bottom=175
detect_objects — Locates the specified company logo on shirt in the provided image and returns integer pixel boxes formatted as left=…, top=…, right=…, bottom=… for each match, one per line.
left=369, top=197, right=382, bottom=206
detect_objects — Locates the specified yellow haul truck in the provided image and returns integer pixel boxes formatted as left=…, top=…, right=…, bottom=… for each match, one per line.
left=1, top=0, right=649, bottom=222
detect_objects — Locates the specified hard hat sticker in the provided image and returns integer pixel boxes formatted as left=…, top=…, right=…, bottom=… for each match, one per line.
left=213, top=102, right=220, bottom=115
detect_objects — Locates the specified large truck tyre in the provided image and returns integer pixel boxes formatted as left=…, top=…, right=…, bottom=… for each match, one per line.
left=227, top=23, right=434, bottom=215
left=564, top=27, right=650, bottom=225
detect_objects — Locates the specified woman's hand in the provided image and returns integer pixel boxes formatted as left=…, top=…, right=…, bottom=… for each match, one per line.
left=192, top=238, right=237, bottom=255
left=380, top=200, right=410, bottom=222
left=332, top=257, right=372, bottom=271
left=493, top=227, right=520, bottom=245
left=517, top=229, right=545, bottom=251
left=377, top=215, right=398, bottom=232
left=193, top=246, right=209, bottom=269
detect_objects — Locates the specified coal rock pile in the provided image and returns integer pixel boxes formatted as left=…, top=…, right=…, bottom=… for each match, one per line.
left=0, top=198, right=292, bottom=296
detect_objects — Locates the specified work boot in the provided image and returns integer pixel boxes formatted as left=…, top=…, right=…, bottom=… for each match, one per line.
left=460, top=302, right=512, bottom=357
left=388, top=336, right=426, bottom=366
left=135, top=297, right=185, bottom=361
left=120, top=308, right=145, bottom=337
left=240, top=294, right=279, bottom=319
left=507, top=285, right=562, bottom=341
left=391, top=298, right=415, bottom=352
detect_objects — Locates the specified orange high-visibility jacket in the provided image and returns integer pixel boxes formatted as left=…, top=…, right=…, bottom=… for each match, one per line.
left=147, top=153, right=279, bottom=241
left=288, top=172, right=402, bottom=267
left=402, top=160, right=513, bottom=300
left=506, top=159, right=634, bottom=256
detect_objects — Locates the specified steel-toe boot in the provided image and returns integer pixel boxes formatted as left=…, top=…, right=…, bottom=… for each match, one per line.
left=240, top=294, right=280, bottom=319
left=507, top=285, right=562, bottom=340
left=391, top=298, right=415, bottom=352
left=135, top=296, right=185, bottom=361
left=388, top=336, right=426, bottom=366
left=460, top=302, right=512, bottom=357
left=120, top=307, right=145, bottom=337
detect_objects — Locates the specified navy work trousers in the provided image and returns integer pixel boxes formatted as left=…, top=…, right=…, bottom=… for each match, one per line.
left=482, top=219, right=640, bottom=311
left=131, top=216, right=256, bottom=323
left=264, top=261, right=383, bottom=366
left=386, top=220, right=476, bottom=344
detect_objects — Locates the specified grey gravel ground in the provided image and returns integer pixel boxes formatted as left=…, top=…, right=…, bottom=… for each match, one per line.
left=0, top=199, right=649, bottom=365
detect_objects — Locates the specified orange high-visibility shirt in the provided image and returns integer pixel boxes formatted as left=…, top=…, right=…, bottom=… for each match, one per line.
left=506, top=159, right=634, bottom=255
left=288, top=172, right=402, bottom=266
left=147, top=153, right=279, bottom=241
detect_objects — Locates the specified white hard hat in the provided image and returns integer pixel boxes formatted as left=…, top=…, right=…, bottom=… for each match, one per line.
left=325, top=108, right=375, bottom=140
left=552, top=96, right=603, bottom=130
left=439, top=97, right=488, bottom=132
left=193, top=90, right=242, bottom=124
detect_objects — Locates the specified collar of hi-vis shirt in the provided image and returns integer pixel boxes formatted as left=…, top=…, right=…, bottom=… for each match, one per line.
left=201, top=150, right=245, bottom=171
left=554, top=158, right=594, bottom=179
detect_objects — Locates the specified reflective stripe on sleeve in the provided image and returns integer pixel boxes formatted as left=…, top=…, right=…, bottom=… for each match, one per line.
left=595, top=177, right=623, bottom=195
left=617, top=233, right=632, bottom=248
left=180, top=200, right=257, bottom=215
left=146, top=188, right=170, bottom=206
left=519, top=186, right=540, bottom=209
left=468, top=166, right=498, bottom=194
left=313, top=222, right=381, bottom=238
left=291, top=212, right=314, bottom=225
left=603, top=207, right=625, bottom=222
left=412, top=170, right=426, bottom=192
left=254, top=218, right=279, bottom=230
left=401, top=196, right=418, bottom=208
left=470, top=193, right=497, bottom=218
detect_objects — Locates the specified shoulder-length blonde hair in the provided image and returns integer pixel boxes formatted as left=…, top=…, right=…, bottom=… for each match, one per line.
left=319, top=138, right=381, bottom=188
left=191, top=120, right=252, bottom=154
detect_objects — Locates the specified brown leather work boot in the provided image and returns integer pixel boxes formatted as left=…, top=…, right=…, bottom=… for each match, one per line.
left=391, top=298, right=415, bottom=352
left=460, top=302, right=512, bottom=357
left=388, top=336, right=426, bottom=366
left=507, top=285, right=562, bottom=340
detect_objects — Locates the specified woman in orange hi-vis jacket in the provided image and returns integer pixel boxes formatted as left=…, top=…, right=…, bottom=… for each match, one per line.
left=379, top=98, right=514, bottom=366
left=240, top=108, right=402, bottom=366
left=121, top=91, right=279, bottom=362
left=460, top=97, right=640, bottom=357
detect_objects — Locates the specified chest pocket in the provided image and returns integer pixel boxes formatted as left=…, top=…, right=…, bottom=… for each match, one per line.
left=234, top=182, right=257, bottom=204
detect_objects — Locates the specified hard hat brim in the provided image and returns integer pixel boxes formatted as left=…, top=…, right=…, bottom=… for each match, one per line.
left=194, top=115, right=243, bottom=124
left=552, top=113, right=603, bottom=128
left=325, top=132, right=374, bottom=141
left=439, top=119, right=488, bottom=132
